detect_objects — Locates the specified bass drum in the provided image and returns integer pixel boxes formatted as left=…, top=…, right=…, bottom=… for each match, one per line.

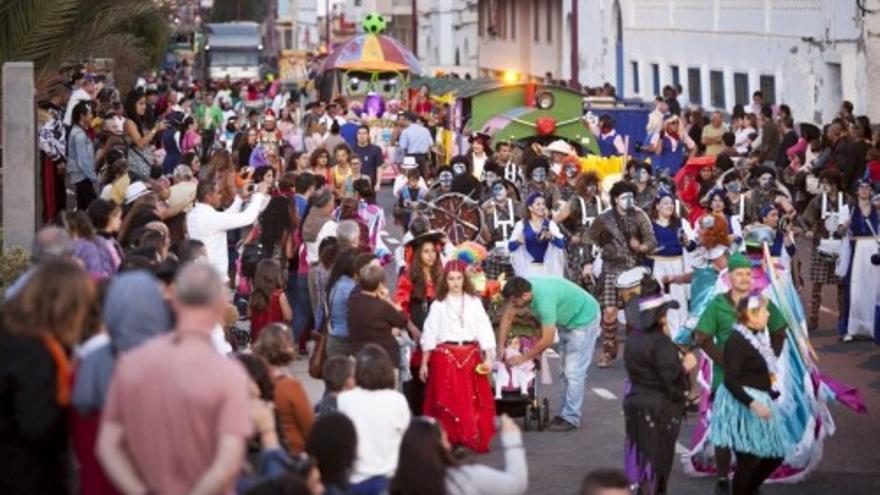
left=425, top=193, right=484, bottom=245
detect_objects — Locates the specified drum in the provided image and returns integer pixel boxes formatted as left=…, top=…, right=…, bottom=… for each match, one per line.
left=424, top=193, right=484, bottom=244
left=817, top=238, right=841, bottom=260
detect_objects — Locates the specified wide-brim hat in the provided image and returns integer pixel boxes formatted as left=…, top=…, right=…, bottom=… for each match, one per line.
left=624, top=294, right=681, bottom=333
left=124, top=181, right=150, bottom=204
left=542, top=139, right=573, bottom=156
left=401, top=156, right=419, bottom=169
left=488, top=178, right=521, bottom=201
left=405, top=229, right=445, bottom=249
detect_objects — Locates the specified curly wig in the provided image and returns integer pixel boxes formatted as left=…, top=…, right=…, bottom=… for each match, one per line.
left=699, top=213, right=731, bottom=249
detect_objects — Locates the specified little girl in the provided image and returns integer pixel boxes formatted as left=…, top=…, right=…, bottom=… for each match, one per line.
left=420, top=260, right=497, bottom=453
left=249, top=258, right=293, bottom=343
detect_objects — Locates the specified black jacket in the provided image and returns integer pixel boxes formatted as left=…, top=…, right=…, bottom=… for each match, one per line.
left=623, top=328, right=688, bottom=417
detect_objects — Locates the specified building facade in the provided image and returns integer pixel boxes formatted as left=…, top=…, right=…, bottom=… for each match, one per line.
left=342, top=0, right=415, bottom=49
left=476, top=0, right=880, bottom=123
left=418, top=0, right=479, bottom=76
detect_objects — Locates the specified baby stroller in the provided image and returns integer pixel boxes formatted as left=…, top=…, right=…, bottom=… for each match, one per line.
left=494, top=335, right=550, bottom=431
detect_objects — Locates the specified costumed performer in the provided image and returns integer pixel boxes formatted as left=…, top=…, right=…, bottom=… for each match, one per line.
left=508, top=193, right=566, bottom=278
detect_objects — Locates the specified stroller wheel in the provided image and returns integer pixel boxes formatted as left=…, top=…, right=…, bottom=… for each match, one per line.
left=536, top=403, right=546, bottom=431
left=523, top=405, right=534, bottom=431
left=542, top=398, right=550, bottom=427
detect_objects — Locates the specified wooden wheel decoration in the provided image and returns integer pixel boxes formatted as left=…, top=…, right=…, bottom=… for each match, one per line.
left=424, top=193, right=483, bottom=244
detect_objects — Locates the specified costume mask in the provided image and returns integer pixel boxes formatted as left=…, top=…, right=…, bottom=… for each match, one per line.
left=758, top=174, right=774, bottom=188
left=531, top=168, right=547, bottom=183
left=726, top=181, right=742, bottom=193
left=492, top=182, right=507, bottom=201
left=637, top=169, right=650, bottom=183
left=618, top=192, right=635, bottom=211
left=564, top=166, right=578, bottom=179
left=452, top=163, right=467, bottom=176
left=439, top=171, right=453, bottom=188
left=484, top=171, right=499, bottom=185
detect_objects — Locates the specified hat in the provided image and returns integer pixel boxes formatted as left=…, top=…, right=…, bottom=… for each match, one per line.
left=616, top=266, right=650, bottom=289
left=444, top=259, right=469, bottom=274
left=663, top=113, right=680, bottom=124
left=405, top=229, right=444, bottom=249
left=728, top=252, right=752, bottom=271
left=759, top=204, right=777, bottom=220
left=124, top=181, right=150, bottom=204
left=525, top=191, right=544, bottom=207
left=401, top=156, right=418, bottom=169
left=542, top=139, right=573, bottom=157
left=744, top=225, right=775, bottom=250
left=469, top=131, right=491, bottom=145
left=751, top=165, right=776, bottom=179
left=624, top=294, right=681, bottom=333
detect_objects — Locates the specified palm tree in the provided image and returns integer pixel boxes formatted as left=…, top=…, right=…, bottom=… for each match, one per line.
left=0, top=0, right=172, bottom=86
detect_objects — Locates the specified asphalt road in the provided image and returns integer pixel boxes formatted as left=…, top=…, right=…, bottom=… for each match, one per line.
left=368, top=185, right=880, bottom=495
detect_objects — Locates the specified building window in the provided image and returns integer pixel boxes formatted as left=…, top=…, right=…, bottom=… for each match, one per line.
left=734, top=73, right=749, bottom=106
left=534, top=0, right=540, bottom=42
left=631, top=61, right=640, bottom=94
left=688, top=68, right=702, bottom=105
left=651, top=63, right=660, bottom=96
left=479, top=0, right=485, bottom=36
left=759, top=75, right=776, bottom=104
left=499, top=0, right=507, bottom=39
left=546, top=0, right=553, bottom=42
left=670, top=65, right=680, bottom=88
left=710, top=70, right=725, bottom=109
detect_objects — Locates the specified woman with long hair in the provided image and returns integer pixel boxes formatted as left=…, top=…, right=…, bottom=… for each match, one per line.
left=249, top=259, right=293, bottom=343
left=87, top=198, right=124, bottom=267
left=332, top=144, right=355, bottom=199
left=309, top=148, right=333, bottom=185
left=394, top=231, right=445, bottom=414
left=237, top=127, right=259, bottom=170
left=623, top=295, right=695, bottom=495
left=419, top=260, right=496, bottom=453
left=389, top=415, right=527, bottom=495
left=0, top=259, right=95, bottom=494
left=123, top=89, right=166, bottom=180
left=648, top=193, right=689, bottom=334
left=554, top=171, right=603, bottom=290
left=64, top=209, right=118, bottom=278
left=179, top=116, right=201, bottom=155
left=508, top=193, right=566, bottom=278
left=710, top=295, right=791, bottom=495
left=253, top=323, right=315, bottom=454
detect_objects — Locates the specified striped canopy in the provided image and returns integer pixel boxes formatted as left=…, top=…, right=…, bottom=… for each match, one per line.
left=321, top=33, right=422, bottom=74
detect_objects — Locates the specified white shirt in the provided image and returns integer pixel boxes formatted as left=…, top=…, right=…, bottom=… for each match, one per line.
left=64, top=88, right=92, bottom=126
left=337, top=387, right=411, bottom=483
left=186, top=194, right=267, bottom=282
left=421, top=294, right=496, bottom=351
left=305, top=220, right=338, bottom=264
left=471, top=153, right=487, bottom=180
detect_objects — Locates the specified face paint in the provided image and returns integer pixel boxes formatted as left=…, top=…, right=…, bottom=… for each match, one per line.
left=452, top=163, right=467, bottom=176
left=531, top=168, right=547, bottom=182
left=618, top=192, right=635, bottom=211
left=586, top=184, right=597, bottom=195
left=726, top=181, right=742, bottom=193
left=439, top=171, right=453, bottom=187
left=492, top=182, right=507, bottom=200
left=758, top=174, right=773, bottom=188
left=637, top=169, right=649, bottom=183
left=564, top=166, right=578, bottom=179
left=484, top=171, right=498, bottom=184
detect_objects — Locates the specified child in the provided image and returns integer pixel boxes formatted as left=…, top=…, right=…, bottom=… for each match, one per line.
left=249, top=258, right=293, bottom=343
left=393, top=169, right=427, bottom=228
left=315, top=355, right=356, bottom=415
left=494, top=336, right=536, bottom=398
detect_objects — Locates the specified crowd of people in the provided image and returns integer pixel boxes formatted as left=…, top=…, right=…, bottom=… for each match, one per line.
left=0, top=55, right=876, bottom=495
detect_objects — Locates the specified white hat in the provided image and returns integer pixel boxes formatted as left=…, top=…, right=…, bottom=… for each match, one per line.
left=615, top=266, right=650, bottom=289
left=124, top=181, right=150, bottom=204
left=542, top=139, right=573, bottom=156
left=402, top=156, right=418, bottom=169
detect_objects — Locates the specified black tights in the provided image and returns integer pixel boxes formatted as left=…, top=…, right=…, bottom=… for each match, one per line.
left=732, top=451, right=783, bottom=495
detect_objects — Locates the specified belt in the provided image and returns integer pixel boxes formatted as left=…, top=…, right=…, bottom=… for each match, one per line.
left=441, top=340, right=477, bottom=346
left=852, top=235, right=876, bottom=240
left=650, top=255, right=683, bottom=260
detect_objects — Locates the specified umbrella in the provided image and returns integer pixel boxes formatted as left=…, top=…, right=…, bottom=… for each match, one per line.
left=321, top=34, right=422, bottom=74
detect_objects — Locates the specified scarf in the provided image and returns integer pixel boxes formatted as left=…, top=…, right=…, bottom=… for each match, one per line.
left=41, top=335, right=71, bottom=406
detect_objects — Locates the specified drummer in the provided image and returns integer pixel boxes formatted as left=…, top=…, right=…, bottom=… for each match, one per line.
left=799, top=169, right=847, bottom=331
left=630, top=162, right=658, bottom=213
left=523, top=156, right=562, bottom=213
left=553, top=171, right=604, bottom=292
left=450, top=155, right=483, bottom=201
left=425, top=165, right=454, bottom=202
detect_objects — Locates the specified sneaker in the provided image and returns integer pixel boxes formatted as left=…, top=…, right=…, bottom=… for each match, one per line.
left=840, top=334, right=855, bottom=343
left=548, top=416, right=565, bottom=426
left=714, top=479, right=730, bottom=495
left=596, top=353, right=615, bottom=368
left=547, top=419, right=577, bottom=432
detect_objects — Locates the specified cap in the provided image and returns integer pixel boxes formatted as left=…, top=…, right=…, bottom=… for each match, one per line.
left=728, top=252, right=752, bottom=271
left=401, top=156, right=418, bottom=169
left=124, top=181, right=150, bottom=204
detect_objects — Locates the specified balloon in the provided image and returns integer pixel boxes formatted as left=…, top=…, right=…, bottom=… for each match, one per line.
left=364, top=93, right=386, bottom=118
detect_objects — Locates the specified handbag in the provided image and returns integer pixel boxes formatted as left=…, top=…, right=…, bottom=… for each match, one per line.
left=127, top=144, right=158, bottom=180
left=308, top=331, right=327, bottom=379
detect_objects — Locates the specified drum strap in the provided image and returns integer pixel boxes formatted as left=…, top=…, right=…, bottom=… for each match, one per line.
left=495, top=199, right=516, bottom=240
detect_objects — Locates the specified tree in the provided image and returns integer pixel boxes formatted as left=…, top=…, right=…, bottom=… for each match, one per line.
left=0, top=0, right=172, bottom=86
left=209, top=0, right=265, bottom=23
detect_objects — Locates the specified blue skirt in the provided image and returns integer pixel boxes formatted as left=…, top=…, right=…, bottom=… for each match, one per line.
left=710, top=385, right=791, bottom=459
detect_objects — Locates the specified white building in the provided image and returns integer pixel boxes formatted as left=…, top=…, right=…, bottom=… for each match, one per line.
left=418, top=0, right=479, bottom=76
left=577, top=0, right=880, bottom=123
left=292, top=0, right=318, bottom=50
left=476, top=0, right=880, bottom=124
left=341, top=0, right=416, bottom=48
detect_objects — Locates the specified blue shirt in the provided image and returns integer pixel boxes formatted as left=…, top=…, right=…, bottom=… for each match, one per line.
left=67, top=125, right=97, bottom=184
left=329, top=276, right=357, bottom=338
left=353, top=143, right=385, bottom=184
left=399, top=123, right=433, bottom=154
left=652, top=222, right=683, bottom=257
left=509, top=220, right=564, bottom=262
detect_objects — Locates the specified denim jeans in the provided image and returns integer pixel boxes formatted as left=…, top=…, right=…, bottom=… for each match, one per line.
left=554, top=317, right=601, bottom=427
left=291, top=273, right=312, bottom=341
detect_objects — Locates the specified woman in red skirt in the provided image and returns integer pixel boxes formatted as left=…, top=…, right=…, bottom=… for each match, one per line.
left=419, top=260, right=497, bottom=453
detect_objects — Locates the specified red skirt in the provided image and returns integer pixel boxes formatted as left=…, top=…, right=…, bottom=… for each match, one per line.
left=423, top=343, right=496, bottom=453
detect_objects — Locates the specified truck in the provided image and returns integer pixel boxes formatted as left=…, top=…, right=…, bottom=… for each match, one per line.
left=203, top=21, right=263, bottom=81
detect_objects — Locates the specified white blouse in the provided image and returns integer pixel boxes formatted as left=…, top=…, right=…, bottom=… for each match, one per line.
left=421, top=294, right=496, bottom=351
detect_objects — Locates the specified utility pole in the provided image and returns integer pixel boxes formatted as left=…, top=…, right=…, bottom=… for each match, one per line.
left=411, top=0, right=418, bottom=57
left=570, top=1, right=579, bottom=89
left=325, top=0, right=331, bottom=48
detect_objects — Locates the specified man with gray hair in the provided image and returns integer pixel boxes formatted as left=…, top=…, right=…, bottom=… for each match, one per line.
left=337, top=219, right=362, bottom=252
left=97, top=261, right=252, bottom=495
left=167, top=164, right=198, bottom=214
left=4, top=226, right=74, bottom=299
